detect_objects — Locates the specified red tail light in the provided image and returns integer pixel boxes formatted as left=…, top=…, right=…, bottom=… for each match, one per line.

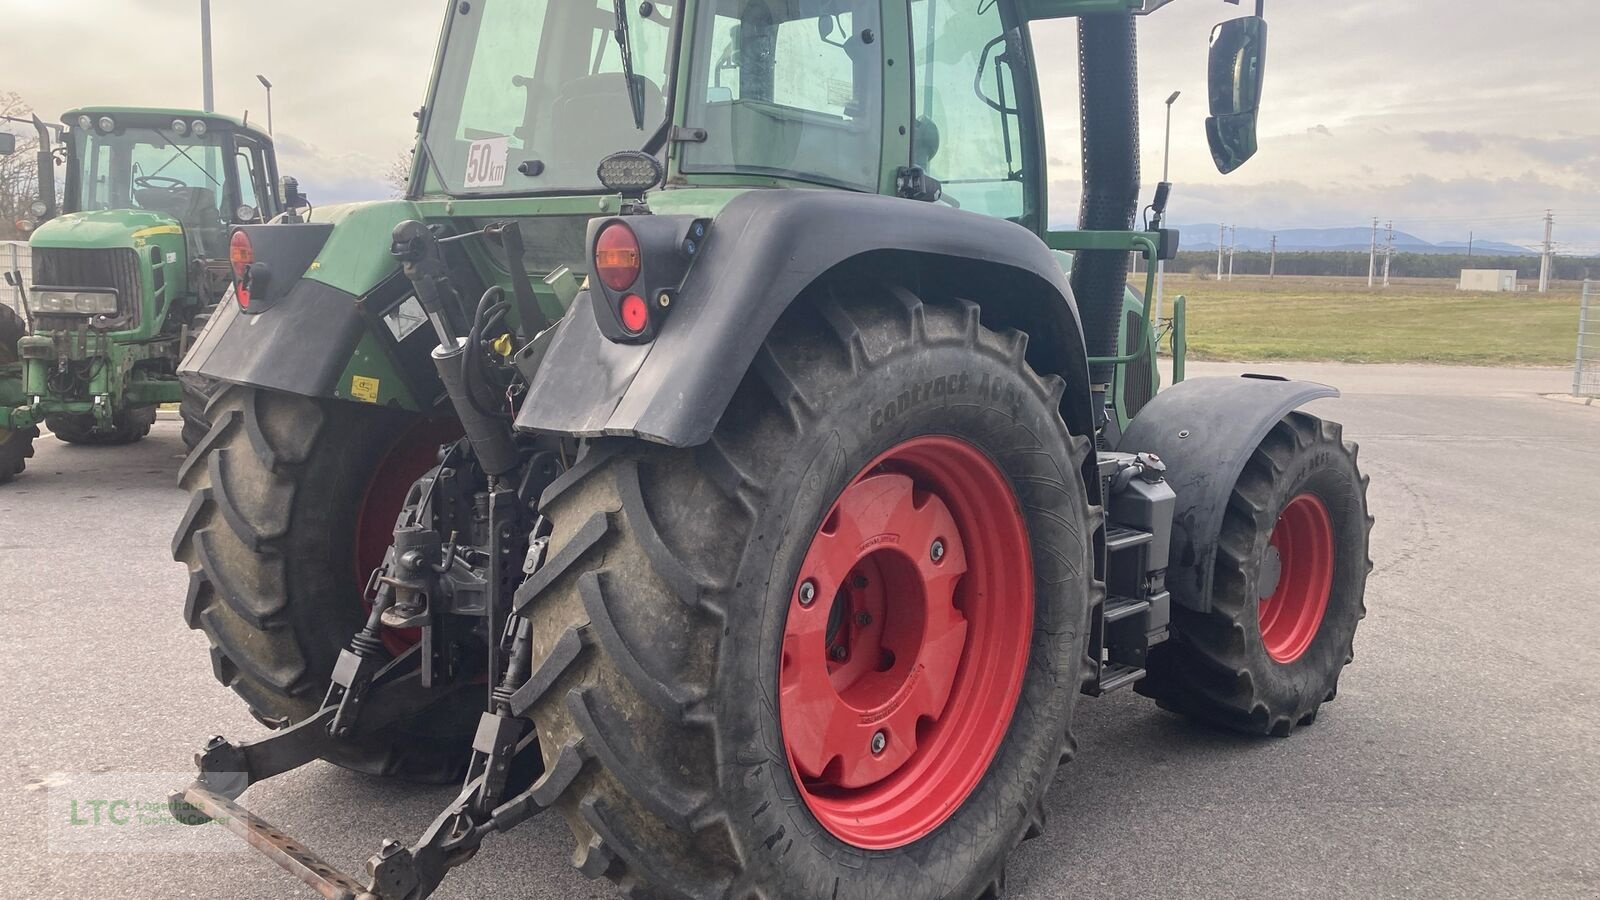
left=594, top=223, right=641, bottom=291
left=229, top=230, right=254, bottom=309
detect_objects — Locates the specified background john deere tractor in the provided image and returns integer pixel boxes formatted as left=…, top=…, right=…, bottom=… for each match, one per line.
left=169, top=2, right=1371, bottom=898
left=0, top=107, right=298, bottom=480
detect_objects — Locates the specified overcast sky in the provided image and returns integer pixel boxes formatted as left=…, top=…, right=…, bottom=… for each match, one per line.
left=3, top=0, right=1596, bottom=251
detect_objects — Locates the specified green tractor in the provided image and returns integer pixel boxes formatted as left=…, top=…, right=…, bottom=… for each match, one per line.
left=0, top=107, right=299, bottom=481
left=171, top=1, right=1371, bottom=898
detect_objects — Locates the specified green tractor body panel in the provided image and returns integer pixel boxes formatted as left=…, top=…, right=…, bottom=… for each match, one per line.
left=2, top=104, right=287, bottom=433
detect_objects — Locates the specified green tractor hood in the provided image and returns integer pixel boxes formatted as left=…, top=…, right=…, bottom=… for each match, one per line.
left=29, top=207, right=185, bottom=252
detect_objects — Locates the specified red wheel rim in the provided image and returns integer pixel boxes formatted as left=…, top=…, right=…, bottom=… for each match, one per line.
left=779, top=435, right=1033, bottom=849
left=355, top=419, right=461, bottom=656
left=1258, top=492, right=1334, bottom=664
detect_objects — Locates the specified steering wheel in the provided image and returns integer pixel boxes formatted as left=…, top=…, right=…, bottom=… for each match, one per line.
left=135, top=175, right=187, bottom=190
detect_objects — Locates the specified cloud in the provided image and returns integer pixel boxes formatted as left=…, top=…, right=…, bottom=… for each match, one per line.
left=1307, top=125, right=1333, bottom=138
left=1419, top=131, right=1484, bottom=154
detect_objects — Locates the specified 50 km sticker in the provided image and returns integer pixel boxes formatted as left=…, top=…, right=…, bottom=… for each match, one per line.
left=463, top=136, right=508, bottom=189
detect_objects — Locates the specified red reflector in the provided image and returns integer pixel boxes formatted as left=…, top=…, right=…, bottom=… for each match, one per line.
left=619, top=293, right=649, bottom=334
left=595, top=223, right=641, bottom=291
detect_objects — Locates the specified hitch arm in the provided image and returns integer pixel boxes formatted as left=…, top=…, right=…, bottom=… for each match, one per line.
left=177, top=644, right=461, bottom=805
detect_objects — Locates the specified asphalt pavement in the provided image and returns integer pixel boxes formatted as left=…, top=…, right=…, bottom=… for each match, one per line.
left=1, top=361, right=1596, bottom=899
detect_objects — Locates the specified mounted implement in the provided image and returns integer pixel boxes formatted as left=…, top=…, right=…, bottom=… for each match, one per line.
left=0, top=107, right=302, bottom=479
left=171, top=1, right=1371, bottom=897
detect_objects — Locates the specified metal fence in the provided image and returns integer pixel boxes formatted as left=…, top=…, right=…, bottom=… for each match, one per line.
left=2, top=240, right=28, bottom=318
left=1577, top=279, right=1600, bottom=398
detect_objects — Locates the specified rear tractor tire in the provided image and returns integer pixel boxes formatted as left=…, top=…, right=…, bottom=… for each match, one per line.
left=519, top=287, right=1096, bottom=898
left=0, top=304, right=37, bottom=484
left=1138, top=411, right=1373, bottom=735
left=172, top=385, right=473, bottom=780
left=179, top=373, right=222, bottom=451
left=0, top=425, right=35, bottom=485
left=47, top=406, right=157, bottom=445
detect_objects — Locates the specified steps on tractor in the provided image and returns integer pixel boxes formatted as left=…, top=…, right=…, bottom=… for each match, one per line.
left=1095, top=662, right=1146, bottom=694
left=1103, top=594, right=1150, bottom=624
left=1104, top=524, right=1154, bottom=554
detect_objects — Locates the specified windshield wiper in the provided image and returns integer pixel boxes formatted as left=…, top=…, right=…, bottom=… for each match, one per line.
left=152, top=132, right=225, bottom=189
left=613, top=0, right=645, bottom=130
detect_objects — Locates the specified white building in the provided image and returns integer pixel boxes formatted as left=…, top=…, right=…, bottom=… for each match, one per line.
left=1457, top=269, right=1520, bottom=292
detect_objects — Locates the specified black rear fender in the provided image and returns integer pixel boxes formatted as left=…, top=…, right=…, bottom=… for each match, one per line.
left=515, top=189, right=1097, bottom=449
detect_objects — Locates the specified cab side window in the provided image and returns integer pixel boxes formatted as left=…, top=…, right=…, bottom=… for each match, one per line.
left=910, top=0, right=1026, bottom=220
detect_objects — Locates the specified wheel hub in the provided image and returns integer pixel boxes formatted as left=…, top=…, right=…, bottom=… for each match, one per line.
left=779, top=436, right=1032, bottom=849
left=1258, top=492, right=1335, bottom=664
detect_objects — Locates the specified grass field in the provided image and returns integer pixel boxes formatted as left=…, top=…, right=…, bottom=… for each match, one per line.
left=1157, top=274, right=1585, bottom=366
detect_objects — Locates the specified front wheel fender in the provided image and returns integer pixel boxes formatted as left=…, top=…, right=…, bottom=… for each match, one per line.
left=1117, top=375, right=1339, bottom=613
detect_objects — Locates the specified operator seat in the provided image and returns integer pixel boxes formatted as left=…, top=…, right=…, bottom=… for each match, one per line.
left=546, top=74, right=665, bottom=172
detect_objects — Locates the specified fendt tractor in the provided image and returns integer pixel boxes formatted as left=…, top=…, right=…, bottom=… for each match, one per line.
left=169, top=1, right=1372, bottom=897
left=0, top=107, right=301, bottom=482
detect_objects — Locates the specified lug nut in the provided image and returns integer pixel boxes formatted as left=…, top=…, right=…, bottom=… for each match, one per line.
left=830, top=645, right=847, bottom=661
left=852, top=574, right=869, bottom=589
left=930, top=539, right=945, bottom=562
left=799, top=580, right=816, bottom=607
left=871, top=731, right=887, bottom=755
left=856, top=611, right=872, bottom=626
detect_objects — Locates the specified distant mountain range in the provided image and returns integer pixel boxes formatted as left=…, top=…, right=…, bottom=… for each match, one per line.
left=1176, top=224, right=1536, bottom=256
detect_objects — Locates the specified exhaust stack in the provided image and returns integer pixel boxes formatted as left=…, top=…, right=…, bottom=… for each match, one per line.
left=1072, top=13, right=1142, bottom=415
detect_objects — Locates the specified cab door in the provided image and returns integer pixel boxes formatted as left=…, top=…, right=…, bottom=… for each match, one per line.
left=907, top=0, right=1042, bottom=233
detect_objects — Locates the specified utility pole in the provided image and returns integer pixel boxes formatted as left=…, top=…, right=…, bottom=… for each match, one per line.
left=200, top=0, right=214, bottom=112
left=1217, top=223, right=1225, bottom=280
left=1539, top=210, right=1554, bottom=293
left=1227, top=225, right=1236, bottom=281
left=1368, top=217, right=1378, bottom=288
left=1269, top=234, right=1277, bottom=279
left=1382, top=221, right=1394, bottom=287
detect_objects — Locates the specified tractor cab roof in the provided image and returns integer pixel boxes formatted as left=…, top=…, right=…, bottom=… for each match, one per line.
left=60, top=106, right=273, bottom=145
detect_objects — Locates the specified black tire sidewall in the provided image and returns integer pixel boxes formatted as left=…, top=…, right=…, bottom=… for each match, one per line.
left=1243, top=437, right=1367, bottom=709
left=715, top=335, right=1090, bottom=895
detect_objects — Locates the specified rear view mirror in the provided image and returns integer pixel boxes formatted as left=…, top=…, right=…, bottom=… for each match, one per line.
left=1205, top=16, right=1268, bottom=174
left=0, top=132, right=15, bottom=155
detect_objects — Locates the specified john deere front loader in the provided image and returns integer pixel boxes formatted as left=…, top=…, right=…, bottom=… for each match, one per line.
left=169, top=1, right=1372, bottom=897
left=0, top=107, right=298, bottom=482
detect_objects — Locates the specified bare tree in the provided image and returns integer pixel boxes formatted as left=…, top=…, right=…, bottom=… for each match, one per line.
left=386, top=149, right=414, bottom=198
left=0, top=92, right=44, bottom=240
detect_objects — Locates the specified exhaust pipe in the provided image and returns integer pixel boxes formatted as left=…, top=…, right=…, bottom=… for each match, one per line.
left=1072, top=13, right=1142, bottom=417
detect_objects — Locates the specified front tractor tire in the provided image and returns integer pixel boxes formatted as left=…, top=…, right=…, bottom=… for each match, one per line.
left=519, top=288, right=1096, bottom=898
left=1138, top=411, right=1373, bottom=735
left=47, top=406, right=157, bottom=445
left=172, top=385, right=472, bottom=780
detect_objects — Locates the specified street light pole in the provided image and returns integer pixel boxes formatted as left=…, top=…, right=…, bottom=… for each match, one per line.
left=256, top=75, right=274, bottom=135
left=200, top=0, right=214, bottom=112
left=1155, top=90, right=1180, bottom=328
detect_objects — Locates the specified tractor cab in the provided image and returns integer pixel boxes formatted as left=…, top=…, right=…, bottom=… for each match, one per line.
left=57, top=107, right=283, bottom=260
